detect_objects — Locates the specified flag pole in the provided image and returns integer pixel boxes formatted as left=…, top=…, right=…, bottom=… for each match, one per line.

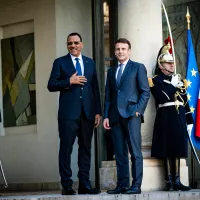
left=186, top=6, right=195, bottom=188
left=186, top=6, right=191, bottom=30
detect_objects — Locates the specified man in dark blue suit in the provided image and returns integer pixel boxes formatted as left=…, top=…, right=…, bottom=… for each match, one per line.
left=47, top=32, right=102, bottom=195
left=103, top=38, right=150, bottom=194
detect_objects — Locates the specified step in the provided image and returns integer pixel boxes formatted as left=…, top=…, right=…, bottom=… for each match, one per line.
left=0, top=190, right=200, bottom=200
left=100, top=160, right=189, bottom=191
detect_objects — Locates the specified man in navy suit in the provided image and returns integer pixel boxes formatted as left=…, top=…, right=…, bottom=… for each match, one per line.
left=103, top=38, right=150, bottom=194
left=47, top=32, right=102, bottom=195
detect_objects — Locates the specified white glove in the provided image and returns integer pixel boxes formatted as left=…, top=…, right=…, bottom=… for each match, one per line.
left=187, top=124, right=193, bottom=136
left=171, top=75, right=179, bottom=87
left=176, top=81, right=183, bottom=87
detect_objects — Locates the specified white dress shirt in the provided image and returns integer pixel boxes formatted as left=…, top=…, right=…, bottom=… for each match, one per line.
left=70, top=54, right=84, bottom=75
left=115, top=59, right=129, bottom=79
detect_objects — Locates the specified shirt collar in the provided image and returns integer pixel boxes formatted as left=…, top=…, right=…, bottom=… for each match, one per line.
left=118, top=59, right=129, bottom=67
left=70, top=54, right=83, bottom=61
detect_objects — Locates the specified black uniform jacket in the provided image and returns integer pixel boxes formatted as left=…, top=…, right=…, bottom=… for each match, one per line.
left=149, top=73, right=193, bottom=158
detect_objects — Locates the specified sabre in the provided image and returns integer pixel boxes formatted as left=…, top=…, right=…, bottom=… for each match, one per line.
left=0, top=160, right=8, bottom=188
left=162, top=2, right=177, bottom=73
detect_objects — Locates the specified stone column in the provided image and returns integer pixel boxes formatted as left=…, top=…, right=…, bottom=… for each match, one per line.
left=118, top=0, right=162, bottom=148
left=118, top=0, right=164, bottom=191
left=100, top=0, right=189, bottom=191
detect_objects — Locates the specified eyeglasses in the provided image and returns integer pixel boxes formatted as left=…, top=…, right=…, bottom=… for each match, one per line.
left=67, top=41, right=81, bottom=46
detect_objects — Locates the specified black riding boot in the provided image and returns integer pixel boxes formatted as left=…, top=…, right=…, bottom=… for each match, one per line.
left=164, top=158, right=174, bottom=191
left=165, top=175, right=174, bottom=191
left=173, top=158, right=191, bottom=191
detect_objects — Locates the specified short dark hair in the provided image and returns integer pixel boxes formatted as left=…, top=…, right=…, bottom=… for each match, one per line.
left=67, top=32, right=82, bottom=42
left=115, top=38, right=131, bottom=49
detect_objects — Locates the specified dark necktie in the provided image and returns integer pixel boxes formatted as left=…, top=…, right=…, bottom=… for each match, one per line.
left=116, top=63, right=123, bottom=86
left=75, top=58, right=82, bottom=75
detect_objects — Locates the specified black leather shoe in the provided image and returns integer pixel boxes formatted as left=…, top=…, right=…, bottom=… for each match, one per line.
left=173, top=176, right=191, bottom=191
left=124, top=186, right=141, bottom=194
left=107, top=186, right=128, bottom=194
left=61, top=186, right=76, bottom=195
left=78, top=183, right=101, bottom=194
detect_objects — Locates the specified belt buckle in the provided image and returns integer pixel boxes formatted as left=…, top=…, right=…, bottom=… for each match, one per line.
left=175, top=100, right=179, bottom=106
left=175, top=100, right=180, bottom=113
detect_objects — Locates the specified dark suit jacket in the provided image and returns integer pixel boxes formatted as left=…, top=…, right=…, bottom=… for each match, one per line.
left=104, top=59, right=150, bottom=124
left=47, top=53, right=102, bottom=120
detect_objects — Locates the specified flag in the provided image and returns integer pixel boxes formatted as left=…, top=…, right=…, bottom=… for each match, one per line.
left=186, top=29, right=200, bottom=149
left=196, top=89, right=200, bottom=137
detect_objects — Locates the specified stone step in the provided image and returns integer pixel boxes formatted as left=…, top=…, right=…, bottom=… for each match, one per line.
left=100, top=159, right=189, bottom=191
left=0, top=190, right=200, bottom=200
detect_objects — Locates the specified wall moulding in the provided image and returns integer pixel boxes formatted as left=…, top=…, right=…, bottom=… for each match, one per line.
left=1, top=20, right=34, bottom=39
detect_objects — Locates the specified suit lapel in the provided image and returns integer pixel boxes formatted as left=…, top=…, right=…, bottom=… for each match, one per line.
left=82, top=56, right=90, bottom=78
left=112, top=66, right=118, bottom=89
left=118, top=59, right=132, bottom=87
left=66, top=54, right=76, bottom=74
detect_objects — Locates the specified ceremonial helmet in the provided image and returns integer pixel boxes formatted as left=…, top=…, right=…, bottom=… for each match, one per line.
left=157, top=43, right=174, bottom=65
left=154, top=37, right=175, bottom=75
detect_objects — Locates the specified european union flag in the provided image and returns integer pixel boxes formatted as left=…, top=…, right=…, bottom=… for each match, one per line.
left=186, top=30, right=200, bottom=150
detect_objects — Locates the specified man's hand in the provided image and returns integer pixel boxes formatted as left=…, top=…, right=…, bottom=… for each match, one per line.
left=187, top=124, right=193, bottom=136
left=103, top=118, right=111, bottom=130
left=171, top=75, right=179, bottom=87
left=70, top=72, right=87, bottom=85
left=136, top=112, right=140, bottom=117
left=94, top=114, right=101, bottom=128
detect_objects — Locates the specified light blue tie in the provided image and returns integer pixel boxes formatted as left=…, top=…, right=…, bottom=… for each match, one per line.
left=75, top=58, right=82, bottom=75
left=116, top=63, right=123, bottom=86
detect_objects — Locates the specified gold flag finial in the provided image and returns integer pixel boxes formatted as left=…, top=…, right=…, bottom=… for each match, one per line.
left=186, top=6, right=191, bottom=30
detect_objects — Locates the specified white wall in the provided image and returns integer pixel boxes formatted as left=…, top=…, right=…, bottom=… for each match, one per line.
left=0, top=0, right=59, bottom=183
left=0, top=0, right=94, bottom=186
left=55, top=0, right=93, bottom=58
left=118, top=0, right=162, bottom=147
left=54, top=0, right=94, bottom=183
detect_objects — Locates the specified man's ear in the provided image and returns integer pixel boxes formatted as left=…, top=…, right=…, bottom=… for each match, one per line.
left=158, top=63, right=164, bottom=69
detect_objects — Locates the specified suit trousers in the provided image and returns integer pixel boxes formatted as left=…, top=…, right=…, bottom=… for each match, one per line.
left=58, top=111, right=94, bottom=189
left=111, top=115, right=143, bottom=188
